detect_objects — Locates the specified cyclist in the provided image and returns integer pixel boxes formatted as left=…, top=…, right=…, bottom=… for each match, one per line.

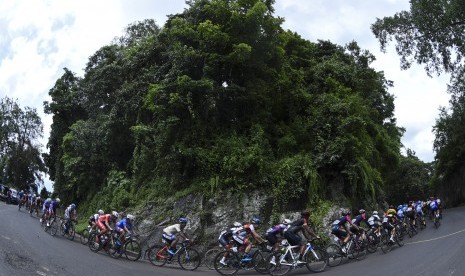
left=416, top=200, right=426, bottom=227
left=41, top=198, right=52, bottom=224
left=47, top=198, right=61, bottom=226
left=266, top=218, right=291, bottom=252
left=162, top=217, right=191, bottom=256
left=429, top=197, right=440, bottom=219
left=18, top=190, right=24, bottom=210
left=116, top=214, right=135, bottom=244
left=367, top=210, right=381, bottom=236
left=285, top=210, right=320, bottom=263
left=63, top=203, right=77, bottom=233
left=230, top=217, right=266, bottom=262
left=351, top=209, right=368, bottom=240
left=331, top=210, right=358, bottom=252
left=88, top=209, right=104, bottom=231
left=404, top=201, right=416, bottom=229
left=97, top=211, right=119, bottom=240
left=383, top=205, right=398, bottom=243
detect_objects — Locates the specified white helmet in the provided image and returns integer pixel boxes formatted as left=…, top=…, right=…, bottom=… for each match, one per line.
left=233, top=221, right=242, bottom=227
left=112, top=211, right=119, bottom=218
left=127, top=214, right=135, bottom=220
left=282, top=219, right=291, bottom=225
left=98, top=209, right=104, bottom=215
left=373, top=211, right=378, bottom=215
left=55, top=198, right=60, bottom=203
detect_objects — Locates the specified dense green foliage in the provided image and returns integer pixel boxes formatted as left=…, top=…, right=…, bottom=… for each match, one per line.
left=0, top=97, right=46, bottom=192
left=45, top=0, right=407, bottom=215
left=372, top=0, right=465, bottom=206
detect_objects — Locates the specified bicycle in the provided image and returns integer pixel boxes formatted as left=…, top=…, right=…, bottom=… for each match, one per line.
left=380, top=227, right=404, bottom=253
left=88, top=231, right=121, bottom=258
left=265, top=239, right=327, bottom=276
left=148, top=240, right=201, bottom=270
left=211, top=242, right=273, bottom=275
left=433, top=211, right=441, bottom=228
left=60, top=219, right=76, bottom=241
left=325, top=233, right=366, bottom=267
left=43, top=215, right=59, bottom=236
left=112, top=233, right=142, bottom=261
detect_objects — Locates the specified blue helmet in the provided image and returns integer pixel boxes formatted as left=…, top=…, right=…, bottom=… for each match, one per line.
left=398, top=205, right=403, bottom=210
left=179, top=217, right=188, bottom=224
left=70, top=203, right=76, bottom=209
left=251, top=217, right=261, bottom=224
left=417, top=200, right=422, bottom=205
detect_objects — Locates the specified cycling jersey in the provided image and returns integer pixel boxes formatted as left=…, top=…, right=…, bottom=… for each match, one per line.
left=97, top=214, right=112, bottom=231
left=163, top=224, right=184, bottom=242
left=48, top=200, right=60, bottom=214
left=331, top=215, right=352, bottom=227
left=430, top=200, right=438, bottom=211
left=397, top=209, right=404, bottom=218
left=265, top=223, right=288, bottom=245
left=352, top=214, right=367, bottom=226
left=287, top=218, right=308, bottom=234
left=232, top=223, right=255, bottom=245
left=367, top=215, right=380, bottom=227
left=64, top=206, right=76, bottom=219
left=218, top=227, right=242, bottom=246
left=42, top=198, right=52, bottom=212
left=116, top=218, right=133, bottom=233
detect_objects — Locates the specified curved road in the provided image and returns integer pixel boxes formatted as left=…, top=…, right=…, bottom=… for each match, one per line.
left=1, top=203, right=464, bottom=276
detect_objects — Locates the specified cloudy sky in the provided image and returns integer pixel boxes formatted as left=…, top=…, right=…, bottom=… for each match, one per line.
left=0, top=1, right=450, bottom=190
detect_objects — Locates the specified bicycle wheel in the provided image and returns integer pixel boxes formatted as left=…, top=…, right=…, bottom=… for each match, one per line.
left=305, top=248, right=327, bottom=272
left=148, top=245, right=169, bottom=266
left=178, top=247, right=201, bottom=270
left=80, top=229, right=90, bottom=245
left=366, top=233, right=379, bottom=253
left=350, top=239, right=367, bottom=260
left=395, top=232, right=404, bottom=247
left=124, top=239, right=142, bottom=261
left=252, top=249, right=271, bottom=274
left=380, top=233, right=392, bottom=253
left=67, top=224, right=76, bottom=241
left=213, top=250, right=241, bottom=275
left=265, top=251, right=292, bottom=276
left=88, top=233, right=101, bottom=253
left=325, top=244, right=343, bottom=267
left=204, top=248, right=222, bottom=269
left=49, top=219, right=58, bottom=236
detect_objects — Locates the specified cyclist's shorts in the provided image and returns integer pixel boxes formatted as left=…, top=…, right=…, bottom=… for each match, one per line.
left=162, top=232, right=176, bottom=243
left=284, top=231, right=303, bottom=246
left=97, top=221, right=107, bottom=231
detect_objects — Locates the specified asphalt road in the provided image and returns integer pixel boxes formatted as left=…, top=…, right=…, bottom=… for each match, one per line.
left=1, top=202, right=464, bottom=276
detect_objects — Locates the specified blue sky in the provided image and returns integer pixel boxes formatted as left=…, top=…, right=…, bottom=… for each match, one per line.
left=0, top=0, right=450, bottom=191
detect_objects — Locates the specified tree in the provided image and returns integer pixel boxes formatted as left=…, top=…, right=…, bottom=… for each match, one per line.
left=0, top=97, right=46, bottom=191
left=371, top=0, right=465, bottom=78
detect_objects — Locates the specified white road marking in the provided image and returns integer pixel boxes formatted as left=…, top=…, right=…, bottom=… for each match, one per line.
left=1, top=235, right=11, bottom=240
left=405, top=228, right=465, bottom=245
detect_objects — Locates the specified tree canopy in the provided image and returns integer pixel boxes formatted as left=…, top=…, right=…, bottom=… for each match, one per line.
left=45, top=0, right=406, bottom=214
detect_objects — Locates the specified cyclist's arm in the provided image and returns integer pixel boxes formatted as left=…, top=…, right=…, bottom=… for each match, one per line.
left=251, top=231, right=266, bottom=244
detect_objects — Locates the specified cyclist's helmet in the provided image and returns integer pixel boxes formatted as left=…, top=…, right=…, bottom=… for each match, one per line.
left=372, top=211, right=378, bottom=215
left=345, top=210, right=351, bottom=216
left=127, top=214, right=135, bottom=221
left=251, top=217, right=261, bottom=224
left=55, top=198, right=61, bottom=203
left=389, top=205, right=394, bottom=209
left=359, top=209, right=365, bottom=214
left=398, top=205, right=403, bottom=210
left=417, top=200, right=422, bottom=205
left=112, top=211, right=119, bottom=218
left=282, top=219, right=291, bottom=225
left=179, top=217, right=188, bottom=224
left=98, top=209, right=104, bottom=215
left=233, top=221, right=242, bottom=227
left=70, top=203, right=76, bottom=209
